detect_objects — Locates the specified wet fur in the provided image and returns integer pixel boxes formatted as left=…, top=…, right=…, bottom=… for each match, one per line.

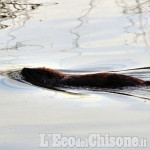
left=21, top=67, right=150, bottom=89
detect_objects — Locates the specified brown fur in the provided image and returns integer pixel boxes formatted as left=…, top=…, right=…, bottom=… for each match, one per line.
left=21, top=67, right=150, bottom=89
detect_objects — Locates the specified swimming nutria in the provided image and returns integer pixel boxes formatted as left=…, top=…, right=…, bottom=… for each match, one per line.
left=21, top=67, right=150, bottom=89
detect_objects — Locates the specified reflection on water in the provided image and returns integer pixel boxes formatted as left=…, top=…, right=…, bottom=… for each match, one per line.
left=70, top=0, right=95, bottom=49
left=116, top=0, right=150, bottom=48
left=0, top=0, right=41, bottom=50
left=60, top=0, right=95, bottom=68
left=0, top=1, right=41, bottom=29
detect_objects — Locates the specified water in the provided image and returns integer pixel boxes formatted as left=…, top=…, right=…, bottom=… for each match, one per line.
left=0, top=0, right=150, bottom=149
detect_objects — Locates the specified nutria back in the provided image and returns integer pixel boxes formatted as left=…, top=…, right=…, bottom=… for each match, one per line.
left=60, top=73, right=145, bottom=88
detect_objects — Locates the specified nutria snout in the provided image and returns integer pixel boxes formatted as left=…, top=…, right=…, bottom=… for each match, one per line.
left=21, top=67, right=150, bottom=89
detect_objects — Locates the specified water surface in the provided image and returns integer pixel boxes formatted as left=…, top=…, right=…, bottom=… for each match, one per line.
left=0, top=0, right=150, bottom=149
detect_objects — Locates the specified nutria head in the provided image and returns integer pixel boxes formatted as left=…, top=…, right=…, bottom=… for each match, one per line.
left=21, top=67, right=65, bottom=87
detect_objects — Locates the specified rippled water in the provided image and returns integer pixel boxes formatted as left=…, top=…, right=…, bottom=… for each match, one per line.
left=0, top=0, right=150, bottom=149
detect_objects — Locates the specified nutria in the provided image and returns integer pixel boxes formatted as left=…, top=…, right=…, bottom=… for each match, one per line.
left=21, top=67, right=150, bottom=89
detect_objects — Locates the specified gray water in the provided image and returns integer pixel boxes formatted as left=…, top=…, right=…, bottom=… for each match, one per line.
left=0, top=0, right=150, bottom=149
